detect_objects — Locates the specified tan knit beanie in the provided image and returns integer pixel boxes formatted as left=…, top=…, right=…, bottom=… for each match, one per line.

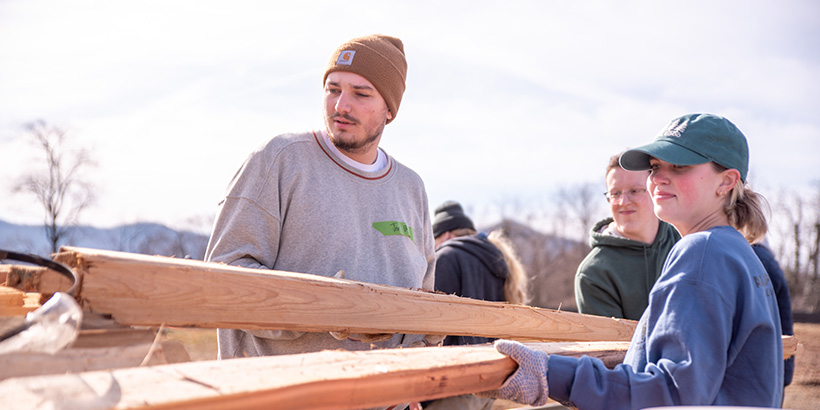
left=323, top=34, right=407, bottom=124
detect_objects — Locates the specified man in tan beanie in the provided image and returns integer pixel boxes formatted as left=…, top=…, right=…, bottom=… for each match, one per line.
left=204, top=35, right=436, bottom=407
left=321, top=34, right=407, bottom=164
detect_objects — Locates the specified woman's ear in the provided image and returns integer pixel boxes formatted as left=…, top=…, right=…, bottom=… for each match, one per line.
left=717, top=168, right=741, bottom=196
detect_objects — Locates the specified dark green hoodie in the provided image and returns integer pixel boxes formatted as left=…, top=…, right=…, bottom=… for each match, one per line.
left=574, top=217, right=680, bottom=320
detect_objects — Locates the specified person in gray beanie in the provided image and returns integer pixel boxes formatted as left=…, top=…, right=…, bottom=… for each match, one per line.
left=424, top=200, right=529, bottom=410
left=432, top=200, right=476, bottom=238
left=204, top=34, right=435, bottom=410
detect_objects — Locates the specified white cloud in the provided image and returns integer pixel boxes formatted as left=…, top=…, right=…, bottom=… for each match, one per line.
left=1, top=0, right=818, bottom=229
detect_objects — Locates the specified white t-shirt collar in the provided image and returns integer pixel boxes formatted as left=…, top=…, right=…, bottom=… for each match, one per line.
left=321, top=130, right=387, bottom=173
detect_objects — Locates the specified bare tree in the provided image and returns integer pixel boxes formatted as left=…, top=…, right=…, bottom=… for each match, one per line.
left=483, top=188, right=605, bottom=311
left=768, top=182, right=820, bottom=313
left=805, top=182, right=820, bottom=312
left=13, top=120, right=97, bottom=254
left=553, top=182, right=607, bottom=243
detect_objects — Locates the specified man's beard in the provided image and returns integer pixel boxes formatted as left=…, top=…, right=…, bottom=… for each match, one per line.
left=331, top=129, right=381, bottom=152
left=327, top=113, right=384, bottom=154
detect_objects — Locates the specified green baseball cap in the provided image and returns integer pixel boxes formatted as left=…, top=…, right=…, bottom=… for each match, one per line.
left=619, top=113, right=749, bottom=182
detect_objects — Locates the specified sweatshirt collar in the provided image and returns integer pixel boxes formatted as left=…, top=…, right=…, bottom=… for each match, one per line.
left=312, top=130, right=393, bottom=181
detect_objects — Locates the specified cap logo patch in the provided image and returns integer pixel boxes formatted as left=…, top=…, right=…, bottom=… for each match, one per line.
left=659, top=118, right=689, bottom=138
left=337, top=50, right=356, bottom=65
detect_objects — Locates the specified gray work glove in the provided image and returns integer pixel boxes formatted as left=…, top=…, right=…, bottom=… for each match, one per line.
left=477, top=340, right=550, bottom=406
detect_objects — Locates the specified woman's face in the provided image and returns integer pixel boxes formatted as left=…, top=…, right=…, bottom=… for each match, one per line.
left=647, top=158, right=731, bottom=236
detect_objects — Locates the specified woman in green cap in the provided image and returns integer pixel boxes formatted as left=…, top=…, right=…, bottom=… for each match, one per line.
left=478, top=113, right=783, bottom=409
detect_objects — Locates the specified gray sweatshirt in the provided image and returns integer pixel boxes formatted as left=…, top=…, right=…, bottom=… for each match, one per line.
left=205, top=130, right=435, bottom=358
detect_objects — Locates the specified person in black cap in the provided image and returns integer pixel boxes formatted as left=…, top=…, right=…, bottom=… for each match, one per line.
left=432, top=200, right=530, bottom=317
left=478, top=113, right=783, bottom=409
left=423, top=200, right=530, bottom=410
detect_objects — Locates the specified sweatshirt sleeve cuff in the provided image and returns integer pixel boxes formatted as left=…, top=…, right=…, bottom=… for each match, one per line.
left=547, top=354, right=579, bottom=403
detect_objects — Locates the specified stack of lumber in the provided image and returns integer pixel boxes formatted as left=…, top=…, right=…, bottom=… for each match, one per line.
left=1, top=263, right=191, bottom=382
left=0, top=247, right=799, bottom=409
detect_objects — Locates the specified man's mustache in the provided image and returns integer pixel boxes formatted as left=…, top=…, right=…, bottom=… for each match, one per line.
left=331, top=112, right=359, bottom=124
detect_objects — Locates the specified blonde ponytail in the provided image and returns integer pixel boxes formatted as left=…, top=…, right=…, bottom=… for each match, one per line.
left=726, top=180, right=769, bottom=244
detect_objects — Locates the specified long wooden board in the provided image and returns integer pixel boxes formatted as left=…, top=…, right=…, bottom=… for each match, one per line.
left=5, top=247, right=801, bottom=357
left=0, top=340, right=188, bottom=381
left=0, top=341, right=628, bottom=410
left=35, top=246, right=637, bottom=342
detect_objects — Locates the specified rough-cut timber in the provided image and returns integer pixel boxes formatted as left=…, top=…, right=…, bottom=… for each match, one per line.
left=0, top=341, right=629, bottom=410
left=0, top=286, right=40, bottom=316
left=0, top=340, right=188, bottom=381
left=40, top=246, right=637, bottom=342
left=1, top=264, right=72, bottom=297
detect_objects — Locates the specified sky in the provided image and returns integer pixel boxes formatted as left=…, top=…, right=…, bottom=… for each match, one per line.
left=1, top=0, right=819, bottom=233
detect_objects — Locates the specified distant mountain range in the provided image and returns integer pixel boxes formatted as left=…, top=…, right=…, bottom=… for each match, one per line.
left=0, top=220, right=209, bottom=260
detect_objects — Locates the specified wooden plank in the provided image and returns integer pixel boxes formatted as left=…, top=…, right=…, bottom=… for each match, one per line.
left=4, top=248, right=799, bottom=357
left=0, top=341, right=628, bottom=410
left=0, top=286, right=25, bottom=307
left=0, top=286, right=41, bottom=316
left=0, top=339, right=799, bottom=410
left=39, top=246, right=636, bottom=342
left=72, top=327, right=159, bottom=349
left=1, top=264, right=72, bottom=297
left=783, top=334, right=799, bottom=358
left=0, top=340, right=189, bottom=381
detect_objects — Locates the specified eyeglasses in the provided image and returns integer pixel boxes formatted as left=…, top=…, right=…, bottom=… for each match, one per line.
left=604, top=188, right=648, bottom=203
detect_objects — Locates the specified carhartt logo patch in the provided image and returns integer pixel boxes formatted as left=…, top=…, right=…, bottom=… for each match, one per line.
left=337, top=50, right=356, bottom=65
left=659, top=118, right=689, bottom=138
left=372, top=221, right=415, bottom=243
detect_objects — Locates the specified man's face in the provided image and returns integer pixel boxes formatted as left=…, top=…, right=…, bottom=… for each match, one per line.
left=323, top=71, right=393, bottom=163
left=606, top=167, right=655, bottom=241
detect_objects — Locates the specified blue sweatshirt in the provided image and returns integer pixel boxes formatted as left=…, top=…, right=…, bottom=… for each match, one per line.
left=548, top=226, right=783, bottom=409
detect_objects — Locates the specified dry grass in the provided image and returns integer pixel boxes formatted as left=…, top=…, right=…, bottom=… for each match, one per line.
left=785, top=322, right=820, bottom=410
left=161, top=324, right=820, bottom=409
left=158, top=327, right=217, bottom=362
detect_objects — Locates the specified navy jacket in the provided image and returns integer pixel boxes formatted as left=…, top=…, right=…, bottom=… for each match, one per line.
left=753, top=243, right=795, bottom=386
left=435, top=233, right=507, bottom=345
